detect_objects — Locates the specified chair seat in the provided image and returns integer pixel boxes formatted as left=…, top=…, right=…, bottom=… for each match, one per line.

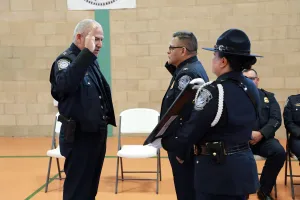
left=117, top=145, right=158, bottom=158
left=47, top=146, right=64, bottom=158
left=253, top=155, right=266, bottom=160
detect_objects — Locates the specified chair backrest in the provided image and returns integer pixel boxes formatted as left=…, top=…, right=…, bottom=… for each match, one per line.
left=55, top=112, right=62, bottom=136
left=119, top=108, right=160, bottom=135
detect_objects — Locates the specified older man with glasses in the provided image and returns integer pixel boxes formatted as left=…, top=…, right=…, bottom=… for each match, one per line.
left=243, top=69, right=285, bottom=200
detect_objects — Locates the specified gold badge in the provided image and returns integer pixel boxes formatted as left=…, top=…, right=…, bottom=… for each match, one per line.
left=295, top=103, right=300, bottom=107
left=264, top=97, right=269, bottom=103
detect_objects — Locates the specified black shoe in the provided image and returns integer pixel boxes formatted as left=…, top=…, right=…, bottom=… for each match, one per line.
left=257, top=190, right=274, bottom=200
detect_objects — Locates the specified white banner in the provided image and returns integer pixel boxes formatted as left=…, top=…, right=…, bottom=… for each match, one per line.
left=67, top=0, right=136, bottom=10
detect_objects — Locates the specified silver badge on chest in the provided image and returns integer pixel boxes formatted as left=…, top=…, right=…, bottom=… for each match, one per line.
left=178, top=75, right=192, bottom=90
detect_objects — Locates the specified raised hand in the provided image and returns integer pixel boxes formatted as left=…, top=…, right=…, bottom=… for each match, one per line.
left=85, top=25, right=98, bottom=53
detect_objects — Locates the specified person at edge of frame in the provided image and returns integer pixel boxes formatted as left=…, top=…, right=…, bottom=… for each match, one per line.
left=243, top=69, right=285, bottom=200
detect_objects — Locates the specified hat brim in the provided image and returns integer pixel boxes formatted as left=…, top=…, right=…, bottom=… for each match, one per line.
left=202, top=47, right=263, bottom=58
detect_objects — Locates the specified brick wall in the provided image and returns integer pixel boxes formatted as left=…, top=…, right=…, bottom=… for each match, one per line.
left=0, top=0, right=299, bottom=138
left=109, top=0, right=300, bottom=138
left=0, top=0, right=93, bottom=136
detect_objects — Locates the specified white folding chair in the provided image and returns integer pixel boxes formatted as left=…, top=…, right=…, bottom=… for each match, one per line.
left=45, top=112, right=65, bottom=193
left=254, top=155, right=277, bottom=198
left=115, top=108, right=161, bottom=194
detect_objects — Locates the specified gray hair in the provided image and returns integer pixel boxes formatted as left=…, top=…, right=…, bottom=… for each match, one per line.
left=72, top=19, right=101, bottom=42
left=173, top=31, right=198, bottom=53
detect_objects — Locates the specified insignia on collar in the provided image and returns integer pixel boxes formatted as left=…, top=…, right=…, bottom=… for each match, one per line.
left=194, top=88, right=212, bottom=111
left=178, top=75, right=192, bottom=90
left=57, top=59, right=70, bottom=70
left=264, top=97, right=269, bottom=103
left=295, top=103, right=300, bottom=107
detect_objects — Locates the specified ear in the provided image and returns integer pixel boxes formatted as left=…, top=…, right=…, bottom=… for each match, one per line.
left=75, top=33, right=82, bottom=42
left=221, top=57, right=228, bottom=68
left=182, top=47, right=188, bottom=56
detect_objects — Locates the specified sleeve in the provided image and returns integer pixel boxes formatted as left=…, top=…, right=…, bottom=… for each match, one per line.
left=51, top=48, right=97, bottom=96
left=283, top=97, right=300, bottom=138
left=259, top=92, right=282, bottom=139
left=161, top=84, right=219, bottom=160
left=164, top=62, right=176, bottom=75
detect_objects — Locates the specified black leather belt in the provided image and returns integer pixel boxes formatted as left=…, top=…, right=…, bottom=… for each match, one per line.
left=199, top=142, right=250, bottom=156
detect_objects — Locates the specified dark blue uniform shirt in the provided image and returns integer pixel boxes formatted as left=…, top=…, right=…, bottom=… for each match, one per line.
left=49, top=43, right=116, bottom=133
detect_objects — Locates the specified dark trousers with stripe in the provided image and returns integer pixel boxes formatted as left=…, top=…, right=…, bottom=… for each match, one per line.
left=168, top=151, right=195, bottom=200
left=60, top=127, right=107, bottom=200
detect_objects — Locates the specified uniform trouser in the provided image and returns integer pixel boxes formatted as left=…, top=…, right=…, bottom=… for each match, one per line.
left=289, top=136, right=300, bottom=160
left=196, top=193, right=246, bottom=200
left=168, top=151, right=195, bottom=200
left=60, top=127, right=107, bottom=200
left=250, top=138, right=286, bottom=195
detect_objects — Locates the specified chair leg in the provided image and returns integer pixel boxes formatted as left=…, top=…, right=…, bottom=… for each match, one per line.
left=56, top=158, right=62, bottom=180
left=285, top=152, right=288, bottom=186
left=45, top=157, right=52, bottom=193
left=120, top=157, right=124, bottom=181
left=158, top=151, right=162, bottom=181
left=156, top=154, right=159, bottom=194
left=115, top=156, right=120, bottom=194
left=288, top=153, right=295, bottom=200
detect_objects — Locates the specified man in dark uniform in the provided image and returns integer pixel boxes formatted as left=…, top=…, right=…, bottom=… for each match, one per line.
left=49, top=19, right=116, bottom=200
left=160, top=31, right=209, bottom=200
left=283, top=94, right=300, bottom=162
left=161, top=29, right=261, bottom=200
left=243, top=69, right=285, bottom=200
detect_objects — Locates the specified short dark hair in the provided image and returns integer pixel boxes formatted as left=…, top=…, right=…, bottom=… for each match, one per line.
left=217, top=52, right=257, bottom=72
left=242, top=68, right=258, bottom=76
left=172, top=31, right=197, bottom=53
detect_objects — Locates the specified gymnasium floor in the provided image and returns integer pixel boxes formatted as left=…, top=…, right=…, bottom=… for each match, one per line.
left=0, top=137, right=299, bottom=200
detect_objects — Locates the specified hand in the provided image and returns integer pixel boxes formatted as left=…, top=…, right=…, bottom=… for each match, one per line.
left=249, top=131, right=263, bottom=145
left=85, top=25, right=97, bottom=53
left=147, top=138, right=162, bottom=149
left=176, top=156, right=184, bottom=164
left=190, top=78, right=205, bottom=90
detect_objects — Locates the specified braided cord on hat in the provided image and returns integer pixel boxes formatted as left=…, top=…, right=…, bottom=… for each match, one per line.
left=194, top=82, right=224, bottom=127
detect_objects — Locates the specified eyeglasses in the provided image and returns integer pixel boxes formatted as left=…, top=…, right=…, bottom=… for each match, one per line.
left=168, top=45, right=184, bottom=51
left=245, top=76, right=257, bottom=80
left=168, top=45, right=194, bottom=52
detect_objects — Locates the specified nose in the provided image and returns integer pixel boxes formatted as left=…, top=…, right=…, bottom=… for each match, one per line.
left=96, top=40, right=102, bottom=48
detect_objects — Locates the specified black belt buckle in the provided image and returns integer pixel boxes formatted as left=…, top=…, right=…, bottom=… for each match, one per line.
left=205, top=141, right=226, bottom=164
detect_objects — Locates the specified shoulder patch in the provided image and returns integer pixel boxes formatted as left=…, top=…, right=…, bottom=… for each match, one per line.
left=194, top=88, right=213, bottom=111
left=178, top=75, right=192, bottom=90
left=57, top=59, right=70, bottom=70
